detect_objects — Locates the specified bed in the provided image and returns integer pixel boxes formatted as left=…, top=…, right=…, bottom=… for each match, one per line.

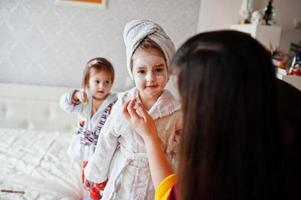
left=0, top=83, right=82, bottom=200
left=0, top=81, right=176, bottom=199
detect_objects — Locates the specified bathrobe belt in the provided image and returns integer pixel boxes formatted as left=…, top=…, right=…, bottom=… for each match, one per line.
left=105, top=147, right=149, bottom=200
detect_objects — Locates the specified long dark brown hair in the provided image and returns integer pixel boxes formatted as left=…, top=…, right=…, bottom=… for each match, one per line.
left=171, top=31, right=284, bottom=200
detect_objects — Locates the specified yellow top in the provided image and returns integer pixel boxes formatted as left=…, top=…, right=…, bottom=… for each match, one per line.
left=155, top=174, right=177, bottom=200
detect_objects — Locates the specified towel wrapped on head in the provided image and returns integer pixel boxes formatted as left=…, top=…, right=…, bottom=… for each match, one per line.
left=123, top=19, right=176, bottom=79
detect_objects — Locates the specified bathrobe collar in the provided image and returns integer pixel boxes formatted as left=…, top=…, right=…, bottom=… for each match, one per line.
left=125, top=88, right=181, bottom=120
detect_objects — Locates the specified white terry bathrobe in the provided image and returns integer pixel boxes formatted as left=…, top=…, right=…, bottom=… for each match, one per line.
left=85, top=19, right=181, bottom=199
left=84, top=88, right=182, bottom=199
left=60, top=90, right=117, bottom=161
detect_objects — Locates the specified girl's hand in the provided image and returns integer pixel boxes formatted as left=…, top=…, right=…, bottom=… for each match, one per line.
left=122, top=98, right=158, bottom=141
left=72, top=90, right=88, bottom=105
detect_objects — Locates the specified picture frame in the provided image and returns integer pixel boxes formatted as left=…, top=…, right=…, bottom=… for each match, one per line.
left=55, top=0, right=107, bottom=9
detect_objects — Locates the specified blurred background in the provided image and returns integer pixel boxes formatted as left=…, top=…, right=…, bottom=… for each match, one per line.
left=0, top=0, right=300, bottom=91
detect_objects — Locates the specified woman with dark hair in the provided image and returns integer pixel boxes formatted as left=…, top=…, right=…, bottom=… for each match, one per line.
left=123, top=30, right=300, bottom=200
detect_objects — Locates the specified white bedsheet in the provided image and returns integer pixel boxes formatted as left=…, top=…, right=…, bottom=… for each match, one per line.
left=0, top=128, right=82, bottom=200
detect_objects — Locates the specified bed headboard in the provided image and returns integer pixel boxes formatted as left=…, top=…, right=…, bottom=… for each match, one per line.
left=0, top=83, right=77, bottom=132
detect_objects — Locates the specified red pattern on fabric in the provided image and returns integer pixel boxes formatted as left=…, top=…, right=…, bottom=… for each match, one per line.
left=82, top=161, right=108, bottom=200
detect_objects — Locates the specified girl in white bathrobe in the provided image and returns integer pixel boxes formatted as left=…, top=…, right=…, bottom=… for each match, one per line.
left=84, top=20, right=182, bottom=200
left=60, top=58, right=117, bottom=199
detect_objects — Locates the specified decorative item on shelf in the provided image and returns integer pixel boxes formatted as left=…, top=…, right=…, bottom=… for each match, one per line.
left=262, top=0, right=275, bottom=25
left=288, top=48, right=301, bottom=76
left=251, top=10, right=262, bottom=25
left=272, top=49, right=290, bottom=70
left=239, top=0, right=254, bottom=24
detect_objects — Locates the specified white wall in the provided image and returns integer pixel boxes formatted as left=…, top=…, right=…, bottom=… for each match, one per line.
left=2, top=0, right=300, bottom=90
left=0, top=0, right=200, bottom=91
left=262, top=0, right=301, bottom=51
left=198, top=0, right=241, bottom=32
left=197, top=0, right=301, bottom=52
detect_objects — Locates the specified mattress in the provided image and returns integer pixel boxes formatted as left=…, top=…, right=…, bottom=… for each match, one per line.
left=0, top=128, right=82, bottom=200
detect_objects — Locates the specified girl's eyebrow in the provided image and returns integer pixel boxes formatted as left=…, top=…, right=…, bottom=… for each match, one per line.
left=153, top=65, right=166, bottom=70
left=154, top=64, right=165, bottom=68
left=136, top=66, right=147, bottom=70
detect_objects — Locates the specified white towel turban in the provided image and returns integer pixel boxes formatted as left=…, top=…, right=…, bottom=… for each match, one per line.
left=123, top=19, right=176, bottom=79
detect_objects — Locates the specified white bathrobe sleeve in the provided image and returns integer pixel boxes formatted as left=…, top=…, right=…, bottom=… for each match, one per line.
left=59, top=90, right=83, bottom=114
left=83, top=100, right=120, bottom=183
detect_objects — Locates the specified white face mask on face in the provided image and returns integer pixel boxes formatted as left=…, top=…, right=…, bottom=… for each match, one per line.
left=132, top=49, right=168, bottom=99
left=135, top=55, right=166, bottom=81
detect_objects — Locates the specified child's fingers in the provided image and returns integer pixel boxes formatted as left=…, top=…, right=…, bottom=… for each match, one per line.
left=78, top=91, right=88, bottom=104
left=77, top=92, right=83, bottom=101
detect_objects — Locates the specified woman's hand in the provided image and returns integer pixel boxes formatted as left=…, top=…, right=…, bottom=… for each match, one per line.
left=122, top=98, right=157, bottom=141
left=123, top=97, right=174, bottom=187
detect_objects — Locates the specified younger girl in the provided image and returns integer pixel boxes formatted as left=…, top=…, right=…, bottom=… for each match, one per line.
left=84, top=19, right=182, bottom=200
left=60, top=57, right=117, bottom=198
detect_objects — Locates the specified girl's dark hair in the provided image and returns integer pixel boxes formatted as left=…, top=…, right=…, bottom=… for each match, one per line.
left=82, top=57, right=115, bottom=89
left=172, top=30, right=284, bottom=200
